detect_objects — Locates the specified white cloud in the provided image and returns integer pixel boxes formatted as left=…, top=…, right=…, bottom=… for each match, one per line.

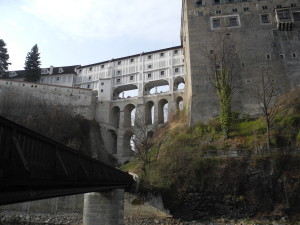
left=21, top=0, right=182, bottom=43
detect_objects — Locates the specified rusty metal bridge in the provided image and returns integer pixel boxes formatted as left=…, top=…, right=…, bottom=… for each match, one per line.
left=0, top=115, right=134, bottom=205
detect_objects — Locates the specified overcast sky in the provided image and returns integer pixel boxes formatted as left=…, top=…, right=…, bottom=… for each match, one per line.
left=0, top=0, right=182, bottom=71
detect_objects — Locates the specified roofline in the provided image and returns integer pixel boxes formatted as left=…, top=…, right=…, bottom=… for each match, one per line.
left=78, top=45, right=183, bottom=69
left=0, top=78, right=92, bottom=91
left=7, top=65, right=81, bottom=73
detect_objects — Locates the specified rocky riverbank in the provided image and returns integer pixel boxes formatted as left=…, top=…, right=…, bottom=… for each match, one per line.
left=0, top=211, right=297, bottom=225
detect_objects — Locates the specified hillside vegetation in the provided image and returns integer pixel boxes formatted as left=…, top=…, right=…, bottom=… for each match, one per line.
left=123, top=88, right=300, bottom=220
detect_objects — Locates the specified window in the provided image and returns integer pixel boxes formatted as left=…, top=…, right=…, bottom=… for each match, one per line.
left=212, top=18, right=221, bottom=28
left=130, top=58, right=134, bottom=63
left=210, top=50, right=214, bottom=54
left=89, top=67, right=92, bottom=71
left=117, top=78, right=120, bottom=83
left=266, top=54, right=271, bottom=60
left=101, top=65, right=104, bottom=69
left=147, top=73, right=152, bottom=78
left=273, top=30, right=278, bottom=37
left=229, top=17, right=239, bottom=27
left=293, top=12, right=300, bottom=21
left=56, top=77, right=60, bottom=81
left=197, top=11, right=204, bottom=16
left=88, top=76, right=91, bottom=80
left=261, top=14, right=270, bottom=24
left=87, top=85, right=90, bottom=89
left=147, top=64, right=152, bottom=69
left=244, top=7, right=249, bottom=12
left=291, top=3, right=297, bottom=7
left=160, top=52, right=165, bottom=57
left=196, top=0, right=203, bottom=6
left=148, top=55, right=152, bottom=60
left=276, top=5, right=282, bottom=8
left=118, top=61, right=121, bottom=65
left=216, top=10, right=221, bottom=14
left=280, top=54, right=285, bottom=59
left=117, top=70, right=121, bottom=75
left=174, top=68, right=179, bottom=73
left=277, top=10, right=291, bottom=19
left=262, top=6, right=268, bottom=10
left=160, top=71, right=165, bottom=76
left=101, top=89, right=103, bottom=92
left=214, top=0, right=220, bottom=4
left=232, top=8, right=237, bottom=13
left=101, top=82, right=104, bottom=85
left=174, top=49, right=178, bottom=55
left=130, top=76, right=134, bottom=80
left=226, top=33, right=231, bottom=38
left=292, top=53, right=297, bottom=58
left=79, top=69, right=82, bottom=73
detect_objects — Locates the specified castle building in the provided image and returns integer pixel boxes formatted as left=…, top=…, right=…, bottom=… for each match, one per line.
left=74, top=46, right=185, bottom=102
left=181, top=0, right=300, bottom=124
left=5, top=65, right=80, bottom=87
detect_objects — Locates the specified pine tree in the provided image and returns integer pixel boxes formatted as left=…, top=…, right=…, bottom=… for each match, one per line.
left=24, top=44, right=41, bottom=82
left=0, top=39, right=11, bottom=78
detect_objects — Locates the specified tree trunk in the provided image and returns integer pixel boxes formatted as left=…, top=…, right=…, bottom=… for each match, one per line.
left=266, top=117, right=271, bottom=153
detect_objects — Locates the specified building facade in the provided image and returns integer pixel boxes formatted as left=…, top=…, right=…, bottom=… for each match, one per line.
left=181, top=0, right=300, bottom=124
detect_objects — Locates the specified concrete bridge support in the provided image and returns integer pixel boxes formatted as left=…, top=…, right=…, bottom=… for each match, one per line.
left=83, top=189, right=125, bottom=225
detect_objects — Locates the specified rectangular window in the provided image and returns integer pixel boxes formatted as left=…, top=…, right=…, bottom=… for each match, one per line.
left=266, top=54, right=271, bottom=60
left=130, top=58, right=134, bottom=63
left=130, top=76, right=134, bottom=80
left=147, top=73, right=152, bottom=78
left=196, top=0, right=203, bottom=6
left=88, top=76, right=91, bottom=80
left=216, top=10, right=221, bottom=14
left=101, top=89, right=103, bottom=92
left=118, top=61, right=121, bottom=65
left=101, top=65, right=104, bottom=68
left=148, top=55, right=152, bottom=60
left=276, top=5, right=282, bottom=8
left=117, top=70, right=121, bottom=75
left=147, top=64, right=152, bottom=69
left=277, top=10, right=291, bottom=19
left=174, top=49, right=178, bottom=54
left=291, top=3, right=297, bottom=7
left=89, top=67, right=92, bottom=71
left=160, top=71, right=165, bottom=76
left=292, top=53, right=297, bottom=58
left=261, top=14, right=270, bottom=24
left=160, top=52, right=165, bottom=57
left=212, top=18, right=221, bottom=28
left=232, top=8, right=237, bottom=13
left=117, top=78, right=120, bottom=83
left=293, top=12, right=300, bottom=21
left=175, top=68, right=179, bottom=73
left=273, top=30, right=278, bottom=36
left=244, top=7, right=249, bottom=12
left=229, top=17, right=239, bottom=27
left=262, top=6, right=268, bottom=10
left=79, top=69, right=82, bottom=73
left=214, top=0, right=220, bottom=5
left=280, top=54, right=285, bottom=59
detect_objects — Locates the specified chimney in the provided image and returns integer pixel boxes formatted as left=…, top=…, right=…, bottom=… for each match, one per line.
left=49, top=65, right=54, bottom=75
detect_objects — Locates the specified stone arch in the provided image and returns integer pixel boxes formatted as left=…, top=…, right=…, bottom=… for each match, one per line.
left=176, top=96, right=184, bottom=111
left=110, top=106, right=120, bottom=128
left=144, top=80, right=169, bottom=95
left=174, top=76, right=185, bottom=91
left=145, top=101, right=155, bottom=125
left=158, top=99, right=168, bottom=124
left=124, top=104, right=136, bottom=127
left=113, top=84, right=138, bottom=100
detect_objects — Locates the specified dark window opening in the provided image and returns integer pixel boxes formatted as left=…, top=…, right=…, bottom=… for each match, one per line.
left=262, top=6, right=268, bottom=10
left=214, top=0, right=220, bottom=5
left=130, top=76, right=134, bottom=80
left=212, top=18, right=221, bottom=28
left=148, top=73, right=152, bottom=78
left=216, top=10, right=221, bottom=14
left=229, top=17, right=239, bottom=27
left=160, top=71, right=165, bottom=76
left=293, top=12, right=300, bottom=21
left=232, top=8, right=237, bottom=13
left=196, top=0, right=203, bottom=6
left=244, top=8, right=249, bottom=12
left=261, top=14, right=270, bottom=23
left=277, top=10, right=291, bottom=19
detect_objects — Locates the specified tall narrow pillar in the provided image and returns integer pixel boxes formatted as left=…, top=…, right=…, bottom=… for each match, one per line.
left=83, top=190, right=124, bottom=225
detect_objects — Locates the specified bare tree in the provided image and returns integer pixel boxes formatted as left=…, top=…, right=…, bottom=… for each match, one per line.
left=255, top=68, right=282, bottom=152
left=129, top=109, right=156, bottom=174
left=204, top=34, right=238, bottom=138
